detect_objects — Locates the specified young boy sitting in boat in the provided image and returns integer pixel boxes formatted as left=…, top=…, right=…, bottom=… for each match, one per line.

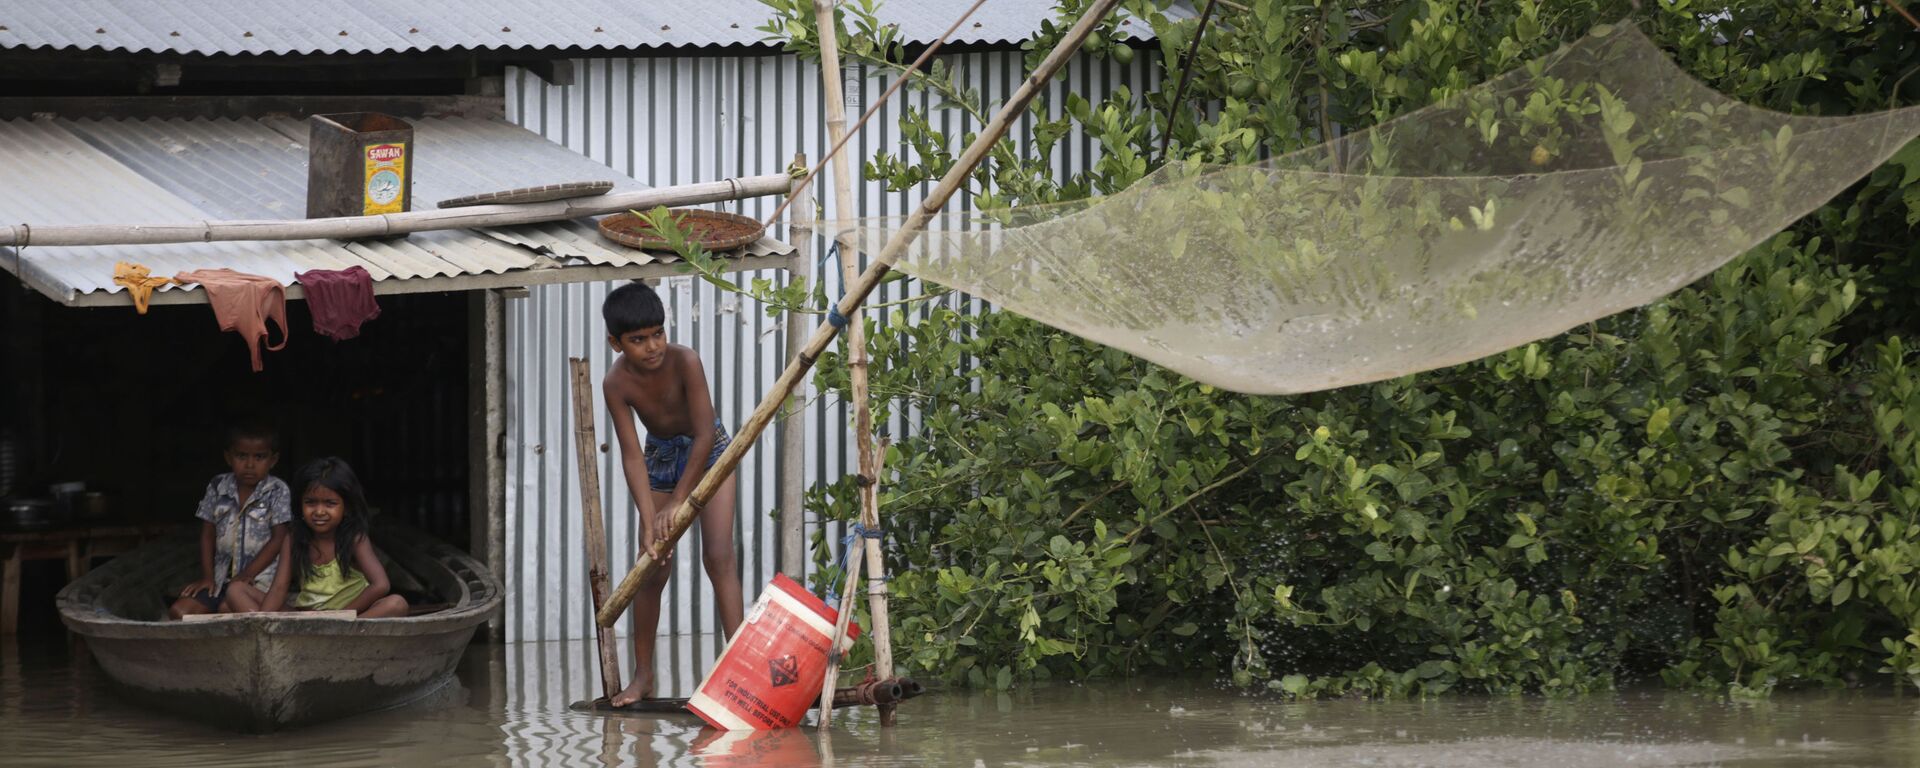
left=601, top=281, right=744, bottom=706
left=168, top=422, right=292, bottom=620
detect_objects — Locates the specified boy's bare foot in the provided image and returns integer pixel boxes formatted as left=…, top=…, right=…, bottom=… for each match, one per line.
left=610, top=673, right=654, bottom=708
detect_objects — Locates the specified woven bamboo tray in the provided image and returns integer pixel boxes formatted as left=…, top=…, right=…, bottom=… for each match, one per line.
left=597, top=209, right=765, bottom=252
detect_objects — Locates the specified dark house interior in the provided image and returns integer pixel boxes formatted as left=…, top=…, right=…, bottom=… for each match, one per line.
left=2, top=271, right=472, bottom=634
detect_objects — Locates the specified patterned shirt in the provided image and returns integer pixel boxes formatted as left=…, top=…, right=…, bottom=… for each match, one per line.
left=195, top=472, right=293, bottom=591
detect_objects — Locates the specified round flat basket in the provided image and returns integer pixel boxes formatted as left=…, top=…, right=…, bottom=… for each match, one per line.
left=436, top=180, right=615, bottom=209
left=598, top=209, right=766, bottom=252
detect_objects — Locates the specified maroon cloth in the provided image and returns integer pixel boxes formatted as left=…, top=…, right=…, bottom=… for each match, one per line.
left=294, top=266, right=381, bottom=341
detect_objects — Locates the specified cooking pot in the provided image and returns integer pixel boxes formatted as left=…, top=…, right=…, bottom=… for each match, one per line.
left=2, top=497, right=57, bottom=531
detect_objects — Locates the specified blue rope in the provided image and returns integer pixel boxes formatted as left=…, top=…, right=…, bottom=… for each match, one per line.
left=824, top=522, right=885, bottom=609
left=818, top=241, right=850, bottom=329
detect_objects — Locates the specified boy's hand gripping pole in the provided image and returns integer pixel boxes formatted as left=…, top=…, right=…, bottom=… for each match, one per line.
left=594, top=0, right=1125, bottom=627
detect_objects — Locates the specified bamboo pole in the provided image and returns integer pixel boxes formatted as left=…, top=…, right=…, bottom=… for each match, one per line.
left=780, top=155, right=812, bottom=580
left=755, top=0, right=990, bottom=232
left=569, top=358, right=624, bottom=701
left=597, top=0, right=1126, bottom=628
left=0, top=174, right=791, bottom=248
left=861, top=438, right=895, bottom=722
left=813, top=0, right=899, bottom=727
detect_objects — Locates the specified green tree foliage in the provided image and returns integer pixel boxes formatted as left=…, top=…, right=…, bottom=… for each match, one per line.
left=764, top=0, right=1920, bottom=696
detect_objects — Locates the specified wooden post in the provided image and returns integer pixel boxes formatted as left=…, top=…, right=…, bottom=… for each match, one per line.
left=780, top=156, right=812, bottom=581
left=813, top=0, right=899, bottom=726
left=469, top=288, right=508, bottom=640
left=2, top=544, right=20, bottom=636
left=0, top=174, right=791, bottom=247
left=569, top=358, right=623, bottom=701
left=597, top=0, right=1126, bottom=628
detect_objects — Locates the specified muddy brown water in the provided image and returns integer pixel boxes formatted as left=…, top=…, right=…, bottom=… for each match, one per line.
left=3, top=634, right=1918, bottom=767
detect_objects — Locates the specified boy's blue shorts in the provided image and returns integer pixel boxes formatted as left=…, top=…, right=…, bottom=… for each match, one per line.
left=644, top=420, right=732, bottom=493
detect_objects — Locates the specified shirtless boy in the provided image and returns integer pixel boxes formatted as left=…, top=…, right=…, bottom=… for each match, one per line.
left=600, top=281, right=744, bottom=707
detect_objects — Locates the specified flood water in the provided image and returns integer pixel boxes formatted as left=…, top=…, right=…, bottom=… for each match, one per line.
left=4, top=633, right=1919, bottom=767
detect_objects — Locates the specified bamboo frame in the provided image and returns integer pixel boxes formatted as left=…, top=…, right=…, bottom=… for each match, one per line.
left=597, top=0, right=1126, bottom=627
left=0, top=174, right=791, bottom=247
left=813, top=0, right=899, bottom=727
left=568, top=358, right=623, bottom=701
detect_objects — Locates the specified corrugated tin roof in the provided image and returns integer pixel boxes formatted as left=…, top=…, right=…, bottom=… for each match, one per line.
left=0, top=0, right=1178, bottom=56
left=0, top=115, right=791, bottom=306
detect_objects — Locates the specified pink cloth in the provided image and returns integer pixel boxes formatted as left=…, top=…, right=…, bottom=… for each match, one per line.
left=175, top=269, right=287, bottom=372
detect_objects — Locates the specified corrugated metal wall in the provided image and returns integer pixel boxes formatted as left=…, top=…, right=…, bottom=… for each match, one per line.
left=502, top=48, right=1158, bottom=642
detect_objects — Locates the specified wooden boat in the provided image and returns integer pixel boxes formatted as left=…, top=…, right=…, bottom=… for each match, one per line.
left=55, top=521, right=500, bottom=732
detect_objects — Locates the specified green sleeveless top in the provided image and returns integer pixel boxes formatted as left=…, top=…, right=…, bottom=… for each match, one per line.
left=290, top=558, right=370, bottom=611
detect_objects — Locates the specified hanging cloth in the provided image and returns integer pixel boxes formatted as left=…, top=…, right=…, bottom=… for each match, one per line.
left=174, top=268, right=288, bottom=372
left=294, top=266, right=381, bottom=341
left=111, top=262, right=175, bottom=314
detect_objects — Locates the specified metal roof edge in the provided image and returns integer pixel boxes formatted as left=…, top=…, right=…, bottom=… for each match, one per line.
left=55, top=250, right=800, bottom=308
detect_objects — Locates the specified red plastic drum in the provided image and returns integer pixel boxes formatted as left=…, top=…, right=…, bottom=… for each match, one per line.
left=688, top=574, right=859, bottom=730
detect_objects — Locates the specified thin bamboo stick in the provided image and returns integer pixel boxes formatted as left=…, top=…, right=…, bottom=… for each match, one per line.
left=813, top=0, right=899, bottom=728
left=597, top=0, right=1126, bottom=627
left=0, top=174, right=790, bottom=248
left=569, top=357, right=623, bottom=701
left=817, top=533, right=865, bottom=727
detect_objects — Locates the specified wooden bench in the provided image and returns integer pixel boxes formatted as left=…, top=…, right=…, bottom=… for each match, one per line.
left=1, top=522, right=180, bottom=634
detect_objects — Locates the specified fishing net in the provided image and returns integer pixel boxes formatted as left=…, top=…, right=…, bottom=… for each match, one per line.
left=836, top=24, right=1920, bottom=395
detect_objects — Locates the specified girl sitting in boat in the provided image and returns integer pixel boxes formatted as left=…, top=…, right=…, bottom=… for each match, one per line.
left=234, top=457, right=409, bottom=618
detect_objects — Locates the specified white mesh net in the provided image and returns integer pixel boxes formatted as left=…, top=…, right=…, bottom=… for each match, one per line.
left=839, top=24, right=1920, bottom=394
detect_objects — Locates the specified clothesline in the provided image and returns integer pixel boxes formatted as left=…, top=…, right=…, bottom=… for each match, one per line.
left=115, top=261, right=381, bottom=372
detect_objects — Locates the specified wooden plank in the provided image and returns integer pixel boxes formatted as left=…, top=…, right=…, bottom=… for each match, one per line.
left=181, top=609, right=358, bottom=622
left=568, top=357, right=624, bottom=701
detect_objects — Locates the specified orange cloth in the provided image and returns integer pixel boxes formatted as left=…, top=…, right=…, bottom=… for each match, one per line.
left=112, top=262, right=175, bottom=314
left=174, top=268, right=288, bottom=372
